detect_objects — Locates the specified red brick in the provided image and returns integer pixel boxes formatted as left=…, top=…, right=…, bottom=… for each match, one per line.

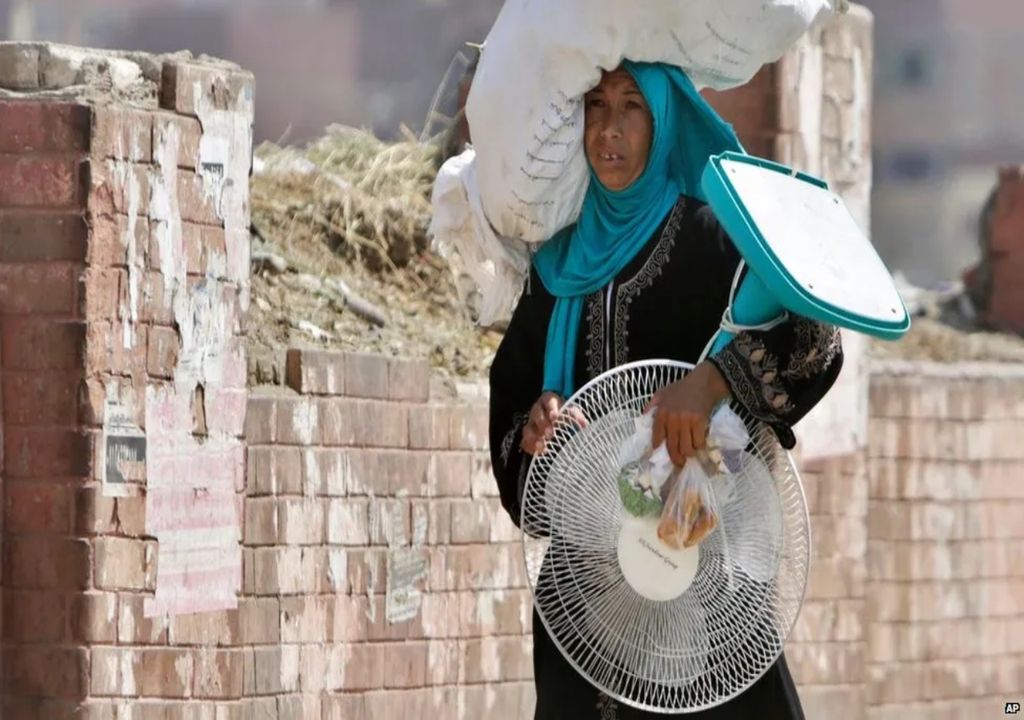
left=2, top=318, right=83, bottom=370
left=115, top=496, right=148, bottom=537
left=285, top=348, right=346, bottom=396
left=389, top=357, right=430, bottom=402
left=146, top=324, right=179, bottom=378
left=154, top=113, right=203, bottom=169
left=323, top=695, right=368, bottom=720
left=118, top=593, right=169, bottom=645
left=0, top=101, right=91, bottom=153
left=176, top=170, right=222, bottom=226
left=408, top=405, right=450, bottom=450
left=136, top=270, right=172, bottom=324
left=4, top=479, right=72, bottom=534
left=138, top=649, right=193, bottom=697
left=5, top=536, right=91, bottom=590
left=351, top=401, right=409, bottom=448
left=247, top=447, right=303, bottom=496
left=3, top=427, right=90, bottom=478
left=344, top=351, right=390, bottom=399
left=160, top=61, right=254, bottom=117
left=185, top=225, right=228, bottom=277
left=0, top=210, right=88, bottom=262
left=0, top=154, right=83, bottom=208
left=3, top=589, right=67, bottom=642
left=2, top=370, right=79, bottom=426
left=96, top=321, right=148, bottom=376
left=425, top=452, right=473, bottom=497
left=3, top=646, right=87, bottom=699
left=89, top=161, right=150, bottom=218
left=91, top=105, right=153, bottom=162
left=69, top=591, right=118, bottom=643
left=168, top=608, right=240, bottom=647
left=338, top=644, right=384, bottom=691
left=448, top=404, right=488, bottom=450
left=3, top=697, right=82, bottom=720
left=0, top=261, right=78, bottom=315
left=95, top=536, right=153, bottom=591
left=319, top=397, right=360, bottom=446
left=244, top=497, right=279, bottom=546
left=192, top=649, right=245, bottom=699
left=276, top=396, right=321, bottom=446
left=244, top=395, right=277, bottom=444
left=79, top=266, right=122, bottom=322
left=86, top=214, right=127, bottom=268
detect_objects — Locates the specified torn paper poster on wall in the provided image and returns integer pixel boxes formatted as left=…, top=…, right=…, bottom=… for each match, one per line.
left=385, top=496, right=428, bottom=624
left=101, top=394, right=146, bottom=497
left=144, top=384, right=244, bottom=618
left=140, top=70, right=252, bottom=619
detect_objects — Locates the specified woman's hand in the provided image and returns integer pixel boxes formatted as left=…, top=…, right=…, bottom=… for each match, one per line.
left=521, top=392, right=565, bottom=456
left=649, top=362, right=732, bottom=467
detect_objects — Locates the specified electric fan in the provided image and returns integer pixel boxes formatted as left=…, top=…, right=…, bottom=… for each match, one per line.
left=521, top=360, right=810, bottom=714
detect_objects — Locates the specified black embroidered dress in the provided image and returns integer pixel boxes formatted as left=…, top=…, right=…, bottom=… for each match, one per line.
left=489, top=196, right=844, bottom=720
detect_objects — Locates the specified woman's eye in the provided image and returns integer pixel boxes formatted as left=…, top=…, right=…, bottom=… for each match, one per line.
left=627, top=100, right=645, bottom=110
left=586, top=98, right=605, bottom=109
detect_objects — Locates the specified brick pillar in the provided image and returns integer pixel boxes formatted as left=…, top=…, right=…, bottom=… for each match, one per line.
left=0, top=97, right=94, bottom=718
left=1, top=43, right=252, bottom=716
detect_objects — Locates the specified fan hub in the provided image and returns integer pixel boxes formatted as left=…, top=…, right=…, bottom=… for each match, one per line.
left=617, top=514, right=700, bottom=602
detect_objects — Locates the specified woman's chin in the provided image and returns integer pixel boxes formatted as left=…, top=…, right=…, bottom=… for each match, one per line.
left=595, top=173, right=635, bottom=192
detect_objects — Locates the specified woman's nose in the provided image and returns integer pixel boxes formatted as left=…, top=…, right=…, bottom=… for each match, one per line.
left=601, top=117, right=623, bottom=139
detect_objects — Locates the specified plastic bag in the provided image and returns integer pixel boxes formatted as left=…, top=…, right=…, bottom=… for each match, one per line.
left=654, top=405, right=751, bottom=548
left=617, top=413, right=674, bottom=518
left=657, top=454, right=720, bottom=549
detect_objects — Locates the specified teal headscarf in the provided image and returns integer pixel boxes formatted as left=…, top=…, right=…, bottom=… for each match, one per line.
left=532, top=61, right=744, bottom=397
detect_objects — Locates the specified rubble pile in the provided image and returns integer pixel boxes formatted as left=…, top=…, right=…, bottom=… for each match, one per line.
left=247, top=127, right=1023, bottom=383
left=247, top=126, right=501, bottom=384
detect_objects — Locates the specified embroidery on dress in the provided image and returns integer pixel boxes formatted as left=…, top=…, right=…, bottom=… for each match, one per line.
left=584, top=291, right=606, bottom=379
left=500, top=412, right=530, bottom=466
left=612, top=198, right=686, bottom=365
left=783, top=319, right=841, bottom=380
left=714, top=333, right=794, bottom=423
left=596, top=692, right=620, bottom=720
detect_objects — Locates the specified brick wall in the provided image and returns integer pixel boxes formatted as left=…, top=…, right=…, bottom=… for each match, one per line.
left=788, top=452, right=870, bottom=719
left=237, top=349, right=531, bottom=718
left=0, top=97, right=93, bottom=719
left=866, top=363, right=1024, bottom=720
left=2, top=44, right=253, bottom=717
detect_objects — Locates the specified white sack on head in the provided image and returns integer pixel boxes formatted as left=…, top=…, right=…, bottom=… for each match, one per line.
left=466, top=0, right=843, bottom=245
left=429, top=148, right=531, bottom=327
left=430, top=0, right=844, bottom=324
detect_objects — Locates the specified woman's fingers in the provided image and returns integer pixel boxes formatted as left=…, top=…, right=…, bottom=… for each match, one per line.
left=691, top=416, right=708, bottom=452
left=672, top=415, right=695, bottom=467
left=656, top=410, right=704, bottom=467
left=521, top=393, right=565, bottom=455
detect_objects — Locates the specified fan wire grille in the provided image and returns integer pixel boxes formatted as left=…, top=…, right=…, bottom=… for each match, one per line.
left=521, top=360, right=810, bottom=714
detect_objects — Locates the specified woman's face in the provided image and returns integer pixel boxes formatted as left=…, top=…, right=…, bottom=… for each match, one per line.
left=584, top=69, right=653, bottom=191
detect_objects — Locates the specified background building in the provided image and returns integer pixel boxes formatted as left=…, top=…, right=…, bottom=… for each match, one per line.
left=859, top=0, right=1024, bottom=285
left=0, top=0, right=504, bottom=143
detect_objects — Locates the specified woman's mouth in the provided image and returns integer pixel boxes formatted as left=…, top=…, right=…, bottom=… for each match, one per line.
left=599, top=152, right=624, bottom=163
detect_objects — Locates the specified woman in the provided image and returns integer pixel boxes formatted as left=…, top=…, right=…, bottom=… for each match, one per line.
left=488, top=61, right=843, bottom=719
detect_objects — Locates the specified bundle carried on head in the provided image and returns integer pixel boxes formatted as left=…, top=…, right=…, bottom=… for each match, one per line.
left=430, top=0, right=845, bottom=325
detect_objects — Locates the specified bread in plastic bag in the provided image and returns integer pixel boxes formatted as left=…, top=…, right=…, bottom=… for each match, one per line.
left=655, top=405, right=751, bottom=548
